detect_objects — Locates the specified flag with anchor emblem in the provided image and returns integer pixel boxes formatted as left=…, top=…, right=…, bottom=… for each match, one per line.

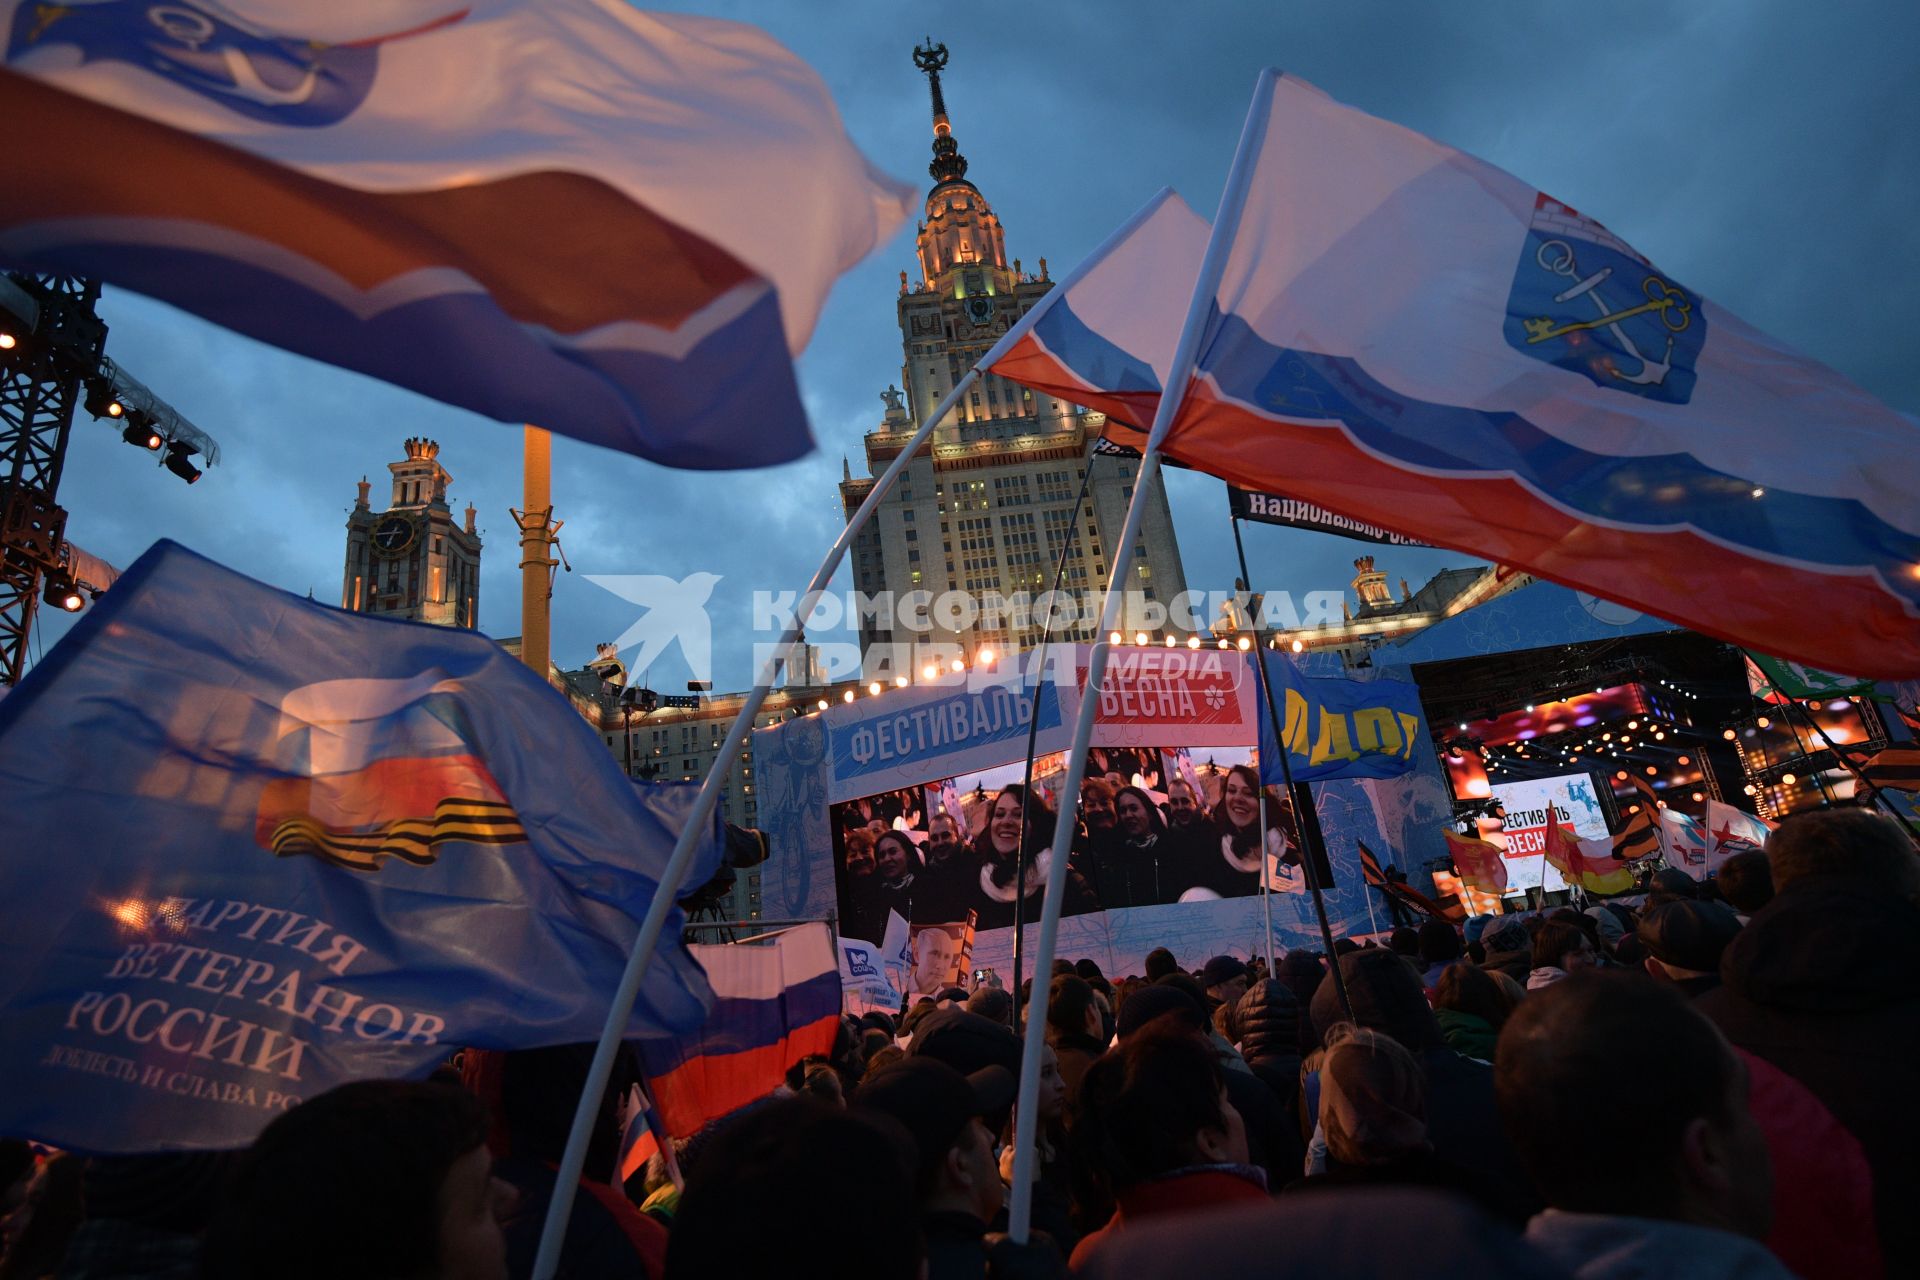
left=991, top=73, right=1920, bottom=679
left=0, top=0, right=912, bottom=469
left=0, top=541, right=723, bottom=1153
left=1171, top=73, right=1920, bottom=678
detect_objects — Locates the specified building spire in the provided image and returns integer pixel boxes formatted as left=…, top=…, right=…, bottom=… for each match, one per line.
left=913, top=38, right=968, bottom=185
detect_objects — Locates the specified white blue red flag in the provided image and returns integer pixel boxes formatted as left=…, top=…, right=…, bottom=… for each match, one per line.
left=982, top=187, right=1208, bottom=448
left=637, top=922, right=840, bottom=1140
left=989, top=77, right=1920, bottom=678
left=0, top=541, right=723, bottom=1152
left=0, top=1, right=913, bottom=468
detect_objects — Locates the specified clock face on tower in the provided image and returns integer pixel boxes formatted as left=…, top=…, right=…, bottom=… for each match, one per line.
left=372, top=514, right=415, bottom=555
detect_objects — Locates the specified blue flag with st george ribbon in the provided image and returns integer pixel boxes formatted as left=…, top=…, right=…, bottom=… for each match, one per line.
left=0, top=541, right=722, bottom=1153
left=1256, top=653, right=1426, bottom=785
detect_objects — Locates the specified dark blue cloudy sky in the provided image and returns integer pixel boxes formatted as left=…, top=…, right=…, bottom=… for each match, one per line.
left=32, top=0, right=1920, bottom=688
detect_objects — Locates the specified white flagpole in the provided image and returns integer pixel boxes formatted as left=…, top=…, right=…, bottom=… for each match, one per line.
left=530, top=368, right=979, bottom=1279
left=528, top=214, right=1154, bottom=1274
left=1006, top=67, right=1279, bottom=1244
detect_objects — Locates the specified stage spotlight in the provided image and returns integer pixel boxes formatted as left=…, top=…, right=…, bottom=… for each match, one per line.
left=0, top=330, right=15, bottom=350
left=1236, top=636, right=1251, bottom=651
left=816, top=699, right=829, bottom=711
left=121, top=419, right=162, bottom=450
left=893, top=676, right=908, bottom=688
left=43, top=574, right=84, bottom=613
left=1722, top=728, right=1736, bottom=740
left=1290, top=639, right=1304, bottom=654
left=1187, top=635, right=1201, bottom=649
left=922, top=663, right=938, bottom=680
left=1164, top=635, right=1176, bottom=648
left=842, top=690, right=855, bottom=703
left=1134, top=631, right=1148, bottom=646
left=976, top=647, right=994, bottom=665
left=867, top=682, right=881, bottom=696
left=1108, top=631, right=1121, bottom=644
left=1756, top=716, right=1771, bottom=729
left=84, top=382, right=124, bottom=418
left=1781, top=772, right=1797, bottom=785
left=163, top=441, right=202, bottom=484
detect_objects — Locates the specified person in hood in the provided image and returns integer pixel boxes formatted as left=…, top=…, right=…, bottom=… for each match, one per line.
left=1416, top=920, right=1463, bottom=989
left=967, top=784, right=1097, bottom=929
left=1497, top=972, right=1790, bottom=1280
left=1526, top=920, right=1598, bottom=990
left=1233, top=979, right=1308, bottom=1175
left=1698, top=807, right=1920, bottom=1274
left=1433, top=961, right=1511, bottom=1062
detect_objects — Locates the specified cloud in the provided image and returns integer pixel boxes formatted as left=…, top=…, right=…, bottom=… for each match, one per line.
left=34, top=1, right=1919, bottom=684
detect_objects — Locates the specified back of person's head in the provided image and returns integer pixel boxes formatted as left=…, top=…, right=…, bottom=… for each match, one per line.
left=1416, top=920, right=1461, bottom=966
left=201, top=1081, right=496, bottom=1280
left=1076, top=958, right=1105, bottom=983
left=862, top=1044, right=906, bottom=1081
left=496, top=1043, right=636, bottom=1180
left=1637, top=899, right=1742, bottom=978
left=786, top=1055, right=845, bottom=1106
left=1647, top=867, right=1700, bottom=902
left=965, top=985, right=1013, bottom=1027
left=1234, top=979, right=1301, bottom=1065
left=1071, top=1024, right=1238, bottom=1197
left=1495, top=972, right=1770, bottom=1234
left=1310, top=949, right=1442, bottom=1052
left=1767, top=807, right=1920, bottom=894
left=1388, top=926, right=1421, bottom=957
left=1480, top=916, right=1529, bottom=956
left=1530, top=920, right=1590, bottom=972
left=1144, top=946, right=1179, bottom=982
left=80, top=1151, right=236, bottom=1236
left=667, top=1098, right=921, bottom=1280
left=1154, top=970, right=1210, bottom=1015
left=1047, top=973, right=1099, bottom=1046
left=1714, top=850, right=1774, bottom=914
left=909, top=1007, right=1021, bottom=1082
left=1116, top=982, right=1208, bottom=1040
left=1320, top=1025, right=1430, bottom=1166
left=1433, top=961, right=1511, bottom=1031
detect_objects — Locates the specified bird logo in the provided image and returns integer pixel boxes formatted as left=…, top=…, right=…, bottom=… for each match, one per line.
left=586, top=572, right=722, bottom=684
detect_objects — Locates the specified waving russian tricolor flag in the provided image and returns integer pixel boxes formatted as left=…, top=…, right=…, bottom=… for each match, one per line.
left=984, top=187, right=1207, bottom=451
left=0, top=1, right=913, bottom=469
left=637, top=921, right=840, bottom=1140
left=988, top=74, right=1920, bottom=678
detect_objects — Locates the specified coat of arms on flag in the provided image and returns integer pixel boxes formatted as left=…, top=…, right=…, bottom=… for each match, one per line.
left=1503, top=194, right=1706, bottom=403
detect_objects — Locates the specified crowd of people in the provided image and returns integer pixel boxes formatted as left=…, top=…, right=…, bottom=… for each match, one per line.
left=841, top=768, right=1319, bottom=939
left=2, top=807, right=1914, bottom=1279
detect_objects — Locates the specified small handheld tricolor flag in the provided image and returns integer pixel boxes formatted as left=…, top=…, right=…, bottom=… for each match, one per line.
left=637, top=921, right=841, bottom=1140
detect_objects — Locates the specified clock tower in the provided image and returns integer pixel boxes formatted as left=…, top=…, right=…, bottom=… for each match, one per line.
left=342, top=437, right=483, bottom=628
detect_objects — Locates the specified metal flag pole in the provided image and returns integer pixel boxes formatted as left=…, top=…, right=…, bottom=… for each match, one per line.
left=1011, top=458, right=1103, bottom=1024
left=1257, top=760, right=1275, bottom=973
left=528, top=369, right=979, bottom=1280
left=1006, top=67, right=1279, bottom=1245
left=1230, top=514, right=1353, bottom=1019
